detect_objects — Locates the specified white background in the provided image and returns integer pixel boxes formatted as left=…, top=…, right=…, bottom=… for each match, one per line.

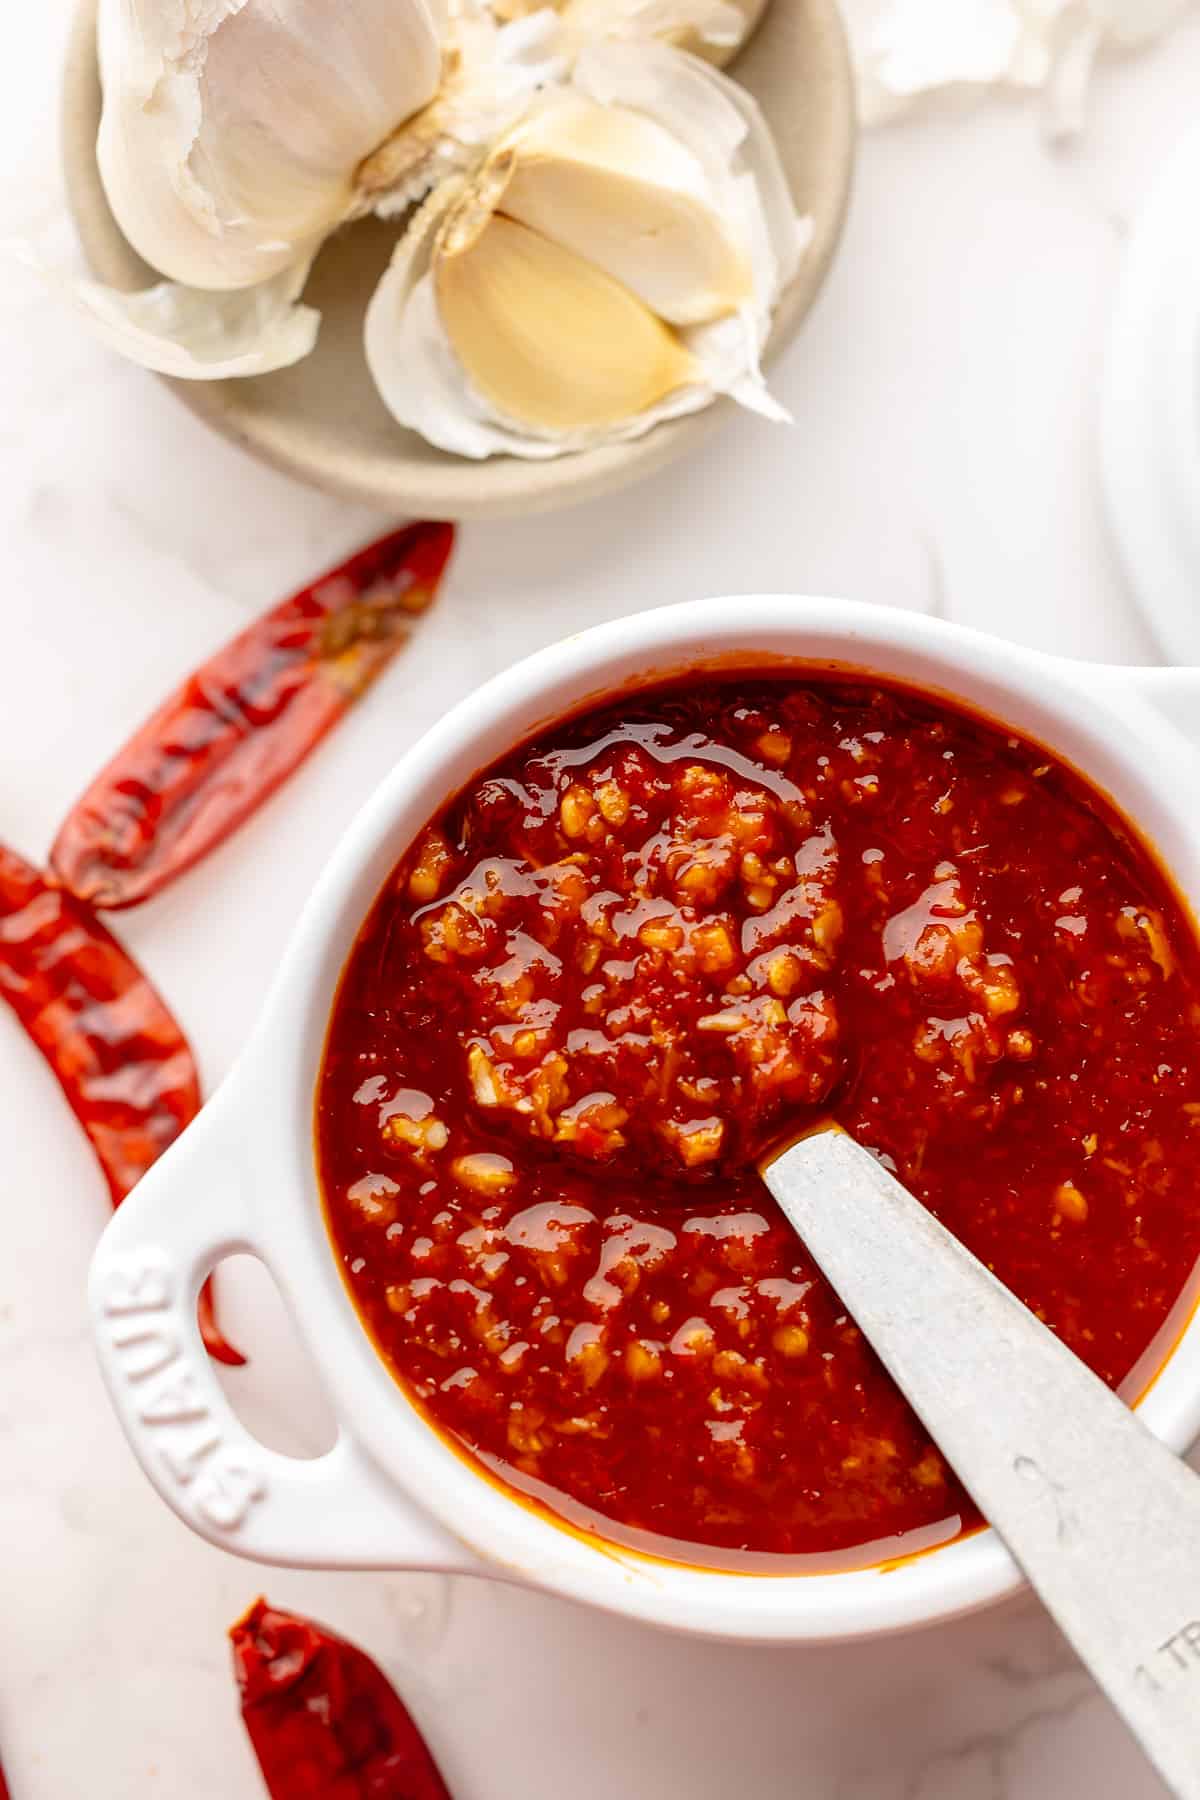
left=2, top=5, right=1198, bottom=1796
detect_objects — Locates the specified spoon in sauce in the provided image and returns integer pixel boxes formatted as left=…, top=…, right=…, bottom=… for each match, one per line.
left=765, top=1124, right=1200, bottom=1800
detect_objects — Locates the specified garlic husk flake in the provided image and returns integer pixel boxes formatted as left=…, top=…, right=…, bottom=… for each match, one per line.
left=488, top=0, right=763, bottom=68
left=8, top=244, right=319, bottom=380
left=365, top=41, right=805, bottom=459
left=97, top=0, right=448, bottom=291
left=846, top=0, right=1191, bottom=135
left=354, top=8, right=568, bottom=222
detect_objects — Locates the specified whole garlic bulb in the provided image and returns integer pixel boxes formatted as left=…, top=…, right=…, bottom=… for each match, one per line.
left=365, top=40, right=808, bottom=459
left=97, top=0, right=449, bottom=291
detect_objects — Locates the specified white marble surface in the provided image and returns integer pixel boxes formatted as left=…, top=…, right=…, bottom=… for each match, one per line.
left=2, top=6, right=1199, bottom=1796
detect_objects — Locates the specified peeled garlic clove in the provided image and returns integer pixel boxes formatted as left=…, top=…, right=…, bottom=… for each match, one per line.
left=355, top=0, right=763, bottom=229
left=365, top=41, right=806, bottom=459
left=573, top=40, right=807, bottom=318
left=7, top=245, right=320, bottom=379
left=497, top=94, right=752, bottom=325
left=97, top=0, right=447, bottom=291
left=435, top=213, right=697, bottom=431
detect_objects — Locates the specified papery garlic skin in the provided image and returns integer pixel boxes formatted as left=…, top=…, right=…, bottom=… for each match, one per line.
left=845, top=0, right=1191, bottom=135
left=8, top=244, right=320, bottom=379
left=365, top=41, right=806, bottom=459
left=678, top=0, right=770, bottom=65
left=1018, top=0, right=1192, bottom=135
left=355, top=8, right=567, bottom=222
left=488, top=0, right=763, bottom=67
left=97, top=0, right=448, bottom=291
left=850, top=0, right=1036, bottom=124
left=1017, top=0, right=1190, bottom=50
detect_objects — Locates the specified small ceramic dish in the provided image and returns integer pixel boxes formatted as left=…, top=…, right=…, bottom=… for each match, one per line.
left=88, top=596, right=1200, bottom=1645
left=60, top=0, right=856, bottom=520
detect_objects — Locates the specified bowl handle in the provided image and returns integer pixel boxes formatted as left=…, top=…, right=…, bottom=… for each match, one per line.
left=1120, top=666, right=1200, bottom=746
left=87, top=1108, right=488, bottom=1576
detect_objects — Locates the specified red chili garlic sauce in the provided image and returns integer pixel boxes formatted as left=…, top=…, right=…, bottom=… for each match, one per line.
left=318, top=675, right=1200, bottom=1567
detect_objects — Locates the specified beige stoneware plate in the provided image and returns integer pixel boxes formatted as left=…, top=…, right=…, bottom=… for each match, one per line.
left=61, top=0, right=856, bottom=519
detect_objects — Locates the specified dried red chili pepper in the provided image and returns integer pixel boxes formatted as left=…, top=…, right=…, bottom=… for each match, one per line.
left=50, top=521, right=456, bottom=912
left=0, top=1755, right=9, bottom=1799
left=231, top=1598, right=453, bottom=1800
left=0, top=843, right=240, bottom=1363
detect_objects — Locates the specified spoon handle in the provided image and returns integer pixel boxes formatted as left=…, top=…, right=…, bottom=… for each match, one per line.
left=765, top=1129, right=1200, bottom=1799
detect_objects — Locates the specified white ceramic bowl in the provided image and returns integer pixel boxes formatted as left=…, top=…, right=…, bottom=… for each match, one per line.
left=88, top=598, right=1200, bottom=1644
